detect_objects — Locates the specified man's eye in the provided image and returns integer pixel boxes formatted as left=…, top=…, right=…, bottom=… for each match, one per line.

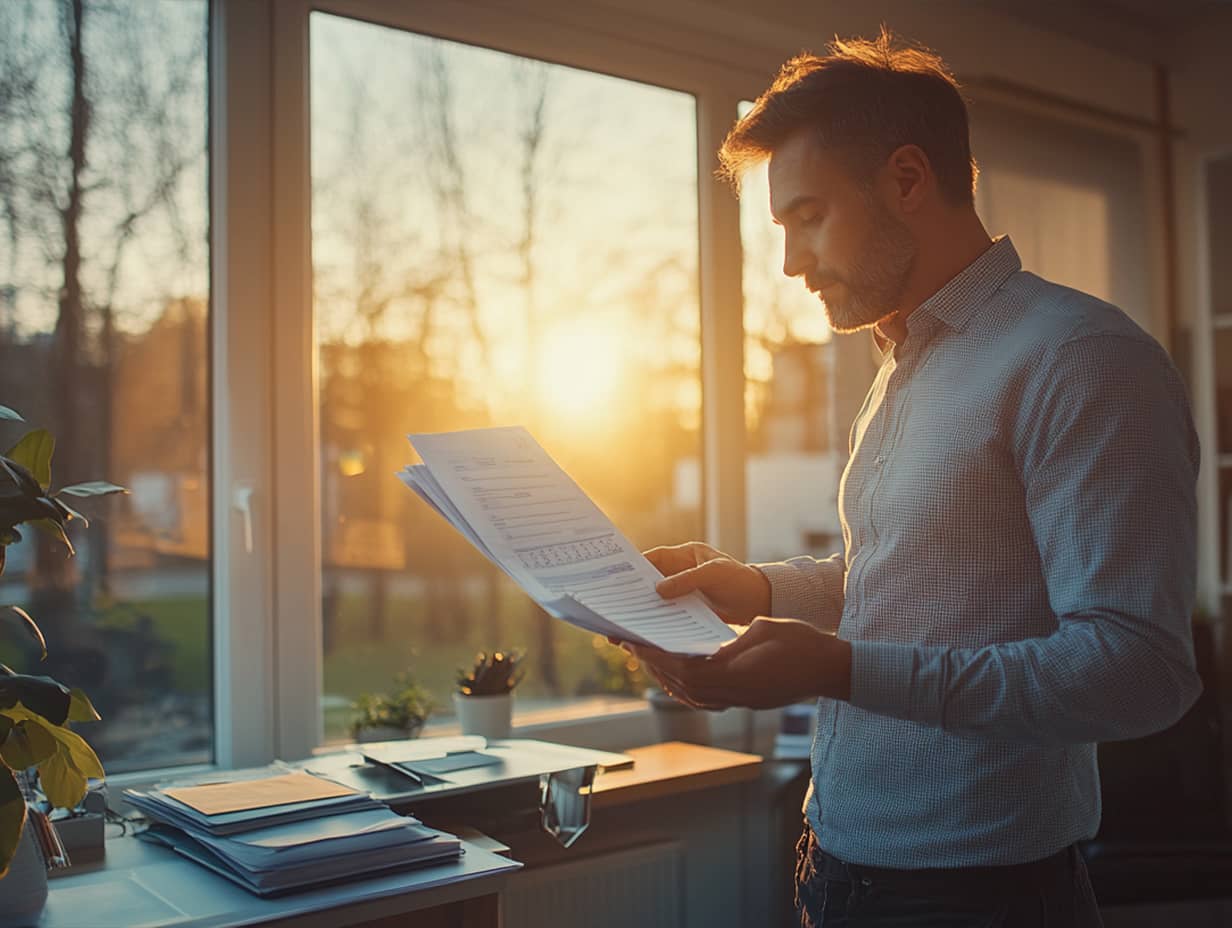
left=799, top=213, right=821, bottom=226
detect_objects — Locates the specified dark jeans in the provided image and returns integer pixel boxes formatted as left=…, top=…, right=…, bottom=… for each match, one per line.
left=794, top=825, right=1104, bottom=927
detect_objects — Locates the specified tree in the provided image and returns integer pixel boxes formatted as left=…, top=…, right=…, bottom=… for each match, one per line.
left=0, top=0, right=206, bottom=638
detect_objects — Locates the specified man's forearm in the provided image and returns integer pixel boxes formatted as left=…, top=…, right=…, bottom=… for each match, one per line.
left=846, top=611, right=1201, bottom=743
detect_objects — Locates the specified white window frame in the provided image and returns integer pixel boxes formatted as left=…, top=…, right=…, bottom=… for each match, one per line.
left=211, top=0, right=280, bottom=769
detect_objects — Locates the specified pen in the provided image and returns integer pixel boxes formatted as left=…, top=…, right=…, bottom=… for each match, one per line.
left=15, top=769, right=71, bottom=870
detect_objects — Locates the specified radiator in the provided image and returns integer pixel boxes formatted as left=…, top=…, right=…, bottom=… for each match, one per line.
left=502, top=841, right=685, bottom=928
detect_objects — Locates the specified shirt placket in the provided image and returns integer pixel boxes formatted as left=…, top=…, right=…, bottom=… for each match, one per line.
left=839, top=357, right=894, bottom=620
left=847, top=329, right=935, bottom=621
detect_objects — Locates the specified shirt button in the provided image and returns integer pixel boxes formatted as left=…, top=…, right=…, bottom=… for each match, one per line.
left=874, top=454, right=885, bottom=465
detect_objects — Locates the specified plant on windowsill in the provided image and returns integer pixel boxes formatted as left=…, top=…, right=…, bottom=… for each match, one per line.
left=0, top=404, right=124, bottom=921
left=350, top=672, right=437, bottom=743
left=453, top=650, right=524, bottom=741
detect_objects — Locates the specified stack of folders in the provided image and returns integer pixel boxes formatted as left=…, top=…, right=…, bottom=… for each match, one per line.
left=124, top=771, right=461, bottom=896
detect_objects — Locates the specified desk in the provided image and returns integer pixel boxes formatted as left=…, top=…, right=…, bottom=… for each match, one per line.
left=40, top=834, right=518, bottom=928
left=40, top=741, right=777, bottom=928
left=589, top=741, right=762, bottom=807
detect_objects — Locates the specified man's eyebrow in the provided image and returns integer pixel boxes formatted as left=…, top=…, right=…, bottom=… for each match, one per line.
left=770, top=194, right=823, bottom=225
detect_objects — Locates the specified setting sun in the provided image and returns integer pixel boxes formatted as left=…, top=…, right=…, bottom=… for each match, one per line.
left=533, top=321, right=627, bottom=420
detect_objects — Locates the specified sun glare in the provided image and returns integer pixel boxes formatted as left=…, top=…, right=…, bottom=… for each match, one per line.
left=533, top=322, right=626, bottom=420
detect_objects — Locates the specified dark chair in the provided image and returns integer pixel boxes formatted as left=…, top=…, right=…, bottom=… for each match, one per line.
left=1080, top=621, right=1232, bottom=904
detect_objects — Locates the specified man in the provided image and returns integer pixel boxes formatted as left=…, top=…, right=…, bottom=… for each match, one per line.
left=630, top=30, right=1201, bottom=927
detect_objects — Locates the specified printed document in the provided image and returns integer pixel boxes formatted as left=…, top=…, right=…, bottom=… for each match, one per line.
left=399, top=427, right=736, bottom=655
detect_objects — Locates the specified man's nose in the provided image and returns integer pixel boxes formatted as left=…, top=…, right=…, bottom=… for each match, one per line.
left=782, top=236, right=811, bottom=280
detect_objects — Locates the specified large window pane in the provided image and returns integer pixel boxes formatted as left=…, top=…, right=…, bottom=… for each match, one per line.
left=0, top=0, right=211, bottom=771
left=311, top=14, right=700, bottom=738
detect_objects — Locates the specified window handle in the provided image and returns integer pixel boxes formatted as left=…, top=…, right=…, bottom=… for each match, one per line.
left=232, top=485, right=255, bottom=554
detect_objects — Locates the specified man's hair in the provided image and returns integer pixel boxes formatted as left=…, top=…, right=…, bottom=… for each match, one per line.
left=719, top=28, right=978, bottom=206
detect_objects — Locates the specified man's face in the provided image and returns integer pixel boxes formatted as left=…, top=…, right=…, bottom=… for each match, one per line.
left=768, top=130, right=917, bottom=333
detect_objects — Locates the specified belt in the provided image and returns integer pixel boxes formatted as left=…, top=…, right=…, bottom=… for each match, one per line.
left=816, top=844, right=1076, bottom=900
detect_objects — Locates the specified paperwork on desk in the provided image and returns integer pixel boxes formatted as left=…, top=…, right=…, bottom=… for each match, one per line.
left=125, top=771, right=462, bottom=896
left=399, top=427, right=737, bottom=656
left=125, top=772, right=383, bottom=836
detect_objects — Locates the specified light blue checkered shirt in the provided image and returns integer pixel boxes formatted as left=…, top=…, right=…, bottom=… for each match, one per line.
left=758, top=236, right=1201, bottom=868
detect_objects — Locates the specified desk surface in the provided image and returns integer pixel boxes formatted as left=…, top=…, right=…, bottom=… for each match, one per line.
left=41, top=833, right=519, bottom=928
left=589, top=741, right=763, bottom=808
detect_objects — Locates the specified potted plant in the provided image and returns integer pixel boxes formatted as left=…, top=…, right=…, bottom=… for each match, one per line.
left=453, top=650, right=523, bottom=740
left=0, top=404, right=121, bottom=923
left=350, top=671, right=437, bottom=743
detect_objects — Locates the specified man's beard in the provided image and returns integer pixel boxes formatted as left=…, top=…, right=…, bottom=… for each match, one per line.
left=813, top=201, right=917, bottom=334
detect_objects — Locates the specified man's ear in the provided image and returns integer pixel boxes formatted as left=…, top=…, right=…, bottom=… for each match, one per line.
left=883, top=144, right=932, bottom=214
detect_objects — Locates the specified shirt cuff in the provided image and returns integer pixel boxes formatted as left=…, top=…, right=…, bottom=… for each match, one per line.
left=753, top=561, right=817, bottom=621
left=848, top=639, right=932, bottom=724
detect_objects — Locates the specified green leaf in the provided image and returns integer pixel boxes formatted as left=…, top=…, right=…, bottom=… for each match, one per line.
left=0, top=766, right=27, bottom=879
left=67, top=688, right=101, bottom=723
left=6, top=703, right=103, bottom=806
left=32, top=517, right=74, bottom=556
left=41, top=722, right=104, bottom=780
left=3, top=605, right=46, bottom=661
left=0, top=407, right=22, bottom=422
left=56, top=481, right=127, bottom=499
left=0, top=675, right=72, bottom=725
left=51, top=497, right=88, bottom=527
left=0, top=718, right=58, bottom=770
left=4, top=429, right=53, bottom=491
left=37, top=744, right=87, bottom=810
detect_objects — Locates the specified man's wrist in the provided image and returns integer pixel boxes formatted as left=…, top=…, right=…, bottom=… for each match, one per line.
left=822, top=636, right=852, bottom=701
left=750, top=564, right=772, bottom=617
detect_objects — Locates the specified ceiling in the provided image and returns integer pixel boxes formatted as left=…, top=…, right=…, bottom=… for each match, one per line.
left=976, top=0, right=1232, bottom=62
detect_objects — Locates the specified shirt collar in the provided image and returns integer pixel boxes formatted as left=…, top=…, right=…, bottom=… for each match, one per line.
left=908, top=235, right=1022, bottom=335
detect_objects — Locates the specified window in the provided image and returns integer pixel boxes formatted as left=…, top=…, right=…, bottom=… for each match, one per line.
left=0, top=0, right=211, bottom=771
left=310, top=13, right=701, bottom=738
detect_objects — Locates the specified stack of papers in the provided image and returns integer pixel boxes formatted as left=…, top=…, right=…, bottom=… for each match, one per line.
left=399, top=427, right=737, bottom=656
left=125, top=771, right=462, bottom=896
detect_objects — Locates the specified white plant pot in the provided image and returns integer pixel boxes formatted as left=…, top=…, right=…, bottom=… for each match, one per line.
left=0, top=823, right=48, bottom=928
left=453, top=692, right=513, bottom=740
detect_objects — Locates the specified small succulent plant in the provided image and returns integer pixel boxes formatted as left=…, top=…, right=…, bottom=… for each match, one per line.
left=351, top=672, right=436, bottom=739
left=456, top=650, right=525, bottom=698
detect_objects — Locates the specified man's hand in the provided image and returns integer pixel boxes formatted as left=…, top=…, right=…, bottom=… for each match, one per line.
left=628, top=618, right=852, bottom=711
left=643, top=541, right=771, bottom=625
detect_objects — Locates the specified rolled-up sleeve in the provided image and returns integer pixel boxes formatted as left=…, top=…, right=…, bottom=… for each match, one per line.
left=754, top=553, right=846, bottom=633
left=848, top=332, right=1202, bottom=744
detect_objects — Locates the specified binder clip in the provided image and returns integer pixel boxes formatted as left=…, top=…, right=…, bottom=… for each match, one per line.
left=539, top=764, right=595, bottom=849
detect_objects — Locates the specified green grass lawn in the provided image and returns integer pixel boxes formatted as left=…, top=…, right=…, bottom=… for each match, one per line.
left=98, top=596, right=211, bottom=692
